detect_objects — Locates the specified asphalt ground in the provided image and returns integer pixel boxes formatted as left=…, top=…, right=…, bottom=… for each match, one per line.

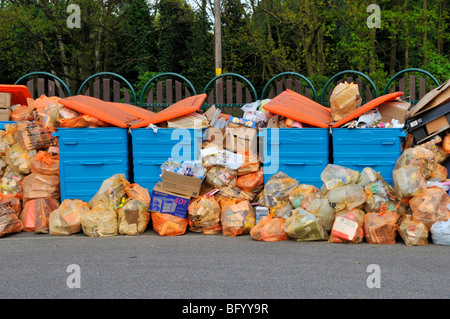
left=0, top=228, right=449, bottom=305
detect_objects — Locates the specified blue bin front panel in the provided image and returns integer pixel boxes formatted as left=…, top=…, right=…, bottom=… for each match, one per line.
left=132, top=128, right=202, bottom=162
left=261, top=128, right=329, bottom=188
left=132, top=128, right=202, bottom=191
left=332, top=128, right=405, bottom=159
left=59, top=157, right=129, bottom=202
left=55, top=128, right=129, bottom=158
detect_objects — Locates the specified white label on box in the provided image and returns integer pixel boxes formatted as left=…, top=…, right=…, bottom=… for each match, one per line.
left=332, top=216, right=358, bottom=241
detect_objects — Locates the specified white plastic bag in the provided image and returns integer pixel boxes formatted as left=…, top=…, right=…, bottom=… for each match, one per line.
left=430, top=219, right=450, bottom=246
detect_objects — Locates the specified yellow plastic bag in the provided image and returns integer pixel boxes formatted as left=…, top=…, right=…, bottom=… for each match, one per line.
left=89, top=173, right=130, bottom=209
left=284, top=208, right=329, bottom=242
left=49, top=199, right=90, bottom=235
left=81, top=195, right=118, bottom=238
left=118, top=198, right=150, bottom=236
left=330, top=81, right=362, bottom=122
left=328, top=184, right=366, bottom=212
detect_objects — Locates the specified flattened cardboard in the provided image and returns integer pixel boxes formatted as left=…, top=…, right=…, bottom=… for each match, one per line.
left=406, top=101, right=450, bottom=143
left=160, top=170, right=203, bottom=197
left=378, top=101, right=410, bottom=124
left=0, top=93, right=12, bottom=108
left=406, top=79, right=450, bottom=119
left=0, top=108, right=11, bottom=121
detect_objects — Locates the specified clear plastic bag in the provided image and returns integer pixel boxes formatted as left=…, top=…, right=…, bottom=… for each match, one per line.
left=364, top=180, right=402, bottom=214
left=0, top=203, right=23, bottom=237
left=49, top=199, right=90, bottom=235
left=429, top=163, right=448, bottom=182
left=320, top=164, right=359, bottom=191
left=221, top=200, right=255, bottom=237
left=288, top=184, right=321, bottom=209
left=89, top=173, right=130, bottom=209
left=393, top=164, right=427, bottom=199
left=328, top=184, right=366, bottom=212
left=81, top=195, right=118, bottom=238
left=330, top=81, right=362, bottom=122
left=306, top=198, right=336, bottom=232
left=1, top=166, right=24, bottom=198
left=205, top=166, right=237, bottom=189
left=6, top=142, right=37, bottom=175
left=410, top=186, right=450, bottom=230
left=250, top=214, right=289, bottom=242
left=356, top=167, right=382, bottom=187
left=118, top=198, right=150, bottom=236
left=284, top=208, right=329, bottom=242
left=30, top=151, right=59, bottom=175
left=364, top=211, right=400, bottom=244
left=395, top=146, right=435, bottom=179
left=188, top=196, right=221, bottom=234
left=329, top=208, right=365, bottom=244
left=398, top=215, right=429, bottom=246
left=259, top=172, right=298, bottom=212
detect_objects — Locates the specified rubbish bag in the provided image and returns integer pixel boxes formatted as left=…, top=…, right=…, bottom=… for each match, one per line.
left=395, top=146, right=435, bottom=179
left=443, top=134, right=450, bottom=153
left=236, top=169, right=264, bottom=193
left=398, top=215, right=429, bottom=246
left=356, top=167, right=382, bottom=187
left=429, top=163, right=448, bottom=182
left=10, top=104, right=34, bottom=122
left=284, top=208, right=329, bottom=242
left=409, top=186, right=450, bottom=230
left=430, top=219, right=450, bottom=246
left=259, top=172, right=298, bottom=219
left=16, top=121, right=55, bottom=151
left=330, top=81, right=362, bottom=122
left=89, top=173, right=130, bottom=209
left=205, top=166, right=237, bottom=188
left=3, top=123, right=19, bottom=146
left=364, top=211, right=400, bottom=244
left=6, top=142, right=37, bottom=175
left=188, top=196, right=221, bottom=234
left=81, top=195, right=118, bottom=238
left=306, top=198, right=336, bottom=232
left=125, top=183, right=150, bottom=205
left=20, top=197, right=60, bottom=234
left=221, top=200, right=255, bottom=237
left=22, top=172, right=60, bottom=202
left=288, top=184, right=321, bottom=209
left=329, top=208, right=365, bottom=244
left=1, top=167, right=24, bottom=198
left=0, top=197, right=23, bottom=237
left=250, top=214, right=289, bottom=242
left=320, top=164, right=359, bottom=191
left=393, top=164, right=427, bottom=199
left=328, top=184, right=366, bottom=212
left=364, top=180, right=403, bottom=214
left=118, top=198, right=150, bottom=236
left=49, top=199, right=90, bottom=235
left=30, top=151, right=59, bottom=175
left=151, top=212, right=188, bottom=237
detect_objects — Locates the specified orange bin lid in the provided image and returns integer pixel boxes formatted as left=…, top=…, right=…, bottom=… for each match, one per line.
left=263, top=89, right=405, bottom=128
left=59, top=95, right=156, bottom=129
left=0, top=84, right=32, bottom=106
left=137, top=93, right=207, bottom=127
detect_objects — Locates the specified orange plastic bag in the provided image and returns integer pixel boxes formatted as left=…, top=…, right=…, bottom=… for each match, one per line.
left=410, top=186, right=450, bottom=230
left=236, top=170, right=264, bottom=192
left=16, top=121, right=55, bottom=151
left=20, top=197, right=60, bottom=234
left=22, top=173, right=60, bottom=202
left=221, top=200, right=256, bottom=237
left=125, top=183, right=150, bottom=205
left=34, top=95, right=61, bottom=112
left=250, top=214, right=289, bottom=242
left=151, top=212, right=187, bottom=236
left=0, top=207, right=23, bottom=237
left=30, top=151, right=60, bottom=175
left=364, top=212, right=400, bottom=244
left=188, top=196, right=221, bottom=234
left=10, top=104, right=34, bottom=122
left=60, top=115, right=110, bottom=128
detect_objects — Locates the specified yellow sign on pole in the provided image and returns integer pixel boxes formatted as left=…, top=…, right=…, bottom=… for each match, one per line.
left=216, top=68, right=222, bottom=76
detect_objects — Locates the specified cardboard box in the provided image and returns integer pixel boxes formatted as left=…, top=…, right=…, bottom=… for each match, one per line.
left=406, top=101, right=450, bottom=143
left=160, top=170, right=203, bottom=198
left=377, top=101, right=410, bottom=124
left=406, top=79, right=450, bottom=119
left=0, top=93, right=12, bottom=108
left=149, top=182, right=191, bottom=218
left=0, top=107, right=11, bottom=121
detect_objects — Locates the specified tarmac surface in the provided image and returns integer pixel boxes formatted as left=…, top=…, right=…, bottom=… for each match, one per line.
left=0, top=229, right=449, bottom=302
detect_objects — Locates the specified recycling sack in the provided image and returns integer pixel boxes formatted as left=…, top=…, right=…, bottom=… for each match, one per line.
left=328, top=184, right=366, bottom=212
left=430, top=219, right=450, bottom=246
left=329, top=208, right=365, bottom=244
left=20, top=197, right=60, bottom=234
left=89, top=173, right=130, bottom=209
left=409, top=186, right=450, bottom=230
left=320, top=164, right=359, bottom=191
left=284, top=208, right=329, bottom=242
left=250, top=214, right=289, bottom=242
left=306, top=198, right=336, bottom=232
left=118, top=198, right=150, bottom=236
left=221, top=200, right=255, bottom=237
left=398, top=215, right=429, bottom=246
left=364, top=212, right=400, bottom=244
left=330, top=81, right=362, bottom=122
left=151, top=212, right=188, bottom=237
left=49, top=199, right=90, bottom=235
left=188, top=196, right=221, bottom=234
left=81, top=195, right=118, bottom=238
left=0, top=195, right=23, bottom=237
